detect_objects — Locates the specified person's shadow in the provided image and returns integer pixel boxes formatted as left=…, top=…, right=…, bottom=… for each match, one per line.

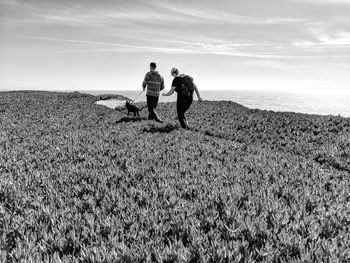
left=142, top=123, right=179, bottom=133
left=116, top=116, right=147, bottom=123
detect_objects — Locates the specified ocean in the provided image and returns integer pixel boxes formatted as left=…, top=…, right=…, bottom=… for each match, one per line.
left=90, top=89, right=350, bottom=117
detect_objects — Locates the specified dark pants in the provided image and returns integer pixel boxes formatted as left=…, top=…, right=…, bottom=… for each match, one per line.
left=146, top=95, right=160, bottom=120
left=177, top=95, right=193, bottom=129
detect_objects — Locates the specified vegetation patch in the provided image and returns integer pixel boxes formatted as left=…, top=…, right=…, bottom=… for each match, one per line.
left=0, top=91, right=349, bottom=262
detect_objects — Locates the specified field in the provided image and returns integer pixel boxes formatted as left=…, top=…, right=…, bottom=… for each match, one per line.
left=0, top=91, right=349, bottom=262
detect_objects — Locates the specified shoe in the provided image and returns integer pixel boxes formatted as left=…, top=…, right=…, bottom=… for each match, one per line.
left=155, top=118, right=163, bottom=123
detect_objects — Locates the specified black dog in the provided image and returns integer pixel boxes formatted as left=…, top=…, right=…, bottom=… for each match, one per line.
left=125, top=101, right=144, bottom=117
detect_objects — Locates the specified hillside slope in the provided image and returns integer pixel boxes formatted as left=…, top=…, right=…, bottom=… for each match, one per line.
left=0, top=91, right=349, bottom=262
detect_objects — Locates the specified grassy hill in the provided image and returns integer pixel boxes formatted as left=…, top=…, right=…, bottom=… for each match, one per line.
left=0, top=91, right=349, bottom=262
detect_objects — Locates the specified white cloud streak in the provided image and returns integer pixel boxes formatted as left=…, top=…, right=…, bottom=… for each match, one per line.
left=294, top=0, right=350, bottom=4
left=159, top=2, right=306, bottom=25
left=27, top=37, right=308, bottom=59
left=294, top=24, right=350, bottom=48
left=0, top=0, right=307, bottom=29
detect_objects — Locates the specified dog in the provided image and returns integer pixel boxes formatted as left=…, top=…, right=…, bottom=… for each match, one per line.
left=125, top=101, right=145, bottom=117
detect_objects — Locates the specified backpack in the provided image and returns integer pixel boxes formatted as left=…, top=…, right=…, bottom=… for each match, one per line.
left=179, top=74, right=194, bottom=97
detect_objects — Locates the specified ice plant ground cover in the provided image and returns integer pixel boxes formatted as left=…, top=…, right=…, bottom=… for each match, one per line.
left=0, top=91, right=349, bottom=262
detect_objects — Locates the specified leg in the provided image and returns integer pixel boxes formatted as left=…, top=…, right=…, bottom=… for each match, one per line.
left=147, top=95, right=156, bottom=120
left=177, top=97, right=188, bottom=129
left=177, top=96, right=192, bottom=129
left=177, top=107, right=187, bottom=128
left=152, top=96, right=162, bottom=121
left=147, top=96, right=162, bottom=122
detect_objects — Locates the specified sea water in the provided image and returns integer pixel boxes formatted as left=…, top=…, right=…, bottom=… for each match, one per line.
left=90, top=90, right=350, bottom=118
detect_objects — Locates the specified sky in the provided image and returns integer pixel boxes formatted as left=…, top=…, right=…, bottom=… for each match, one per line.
left=0, top=0, right=350, bottom=92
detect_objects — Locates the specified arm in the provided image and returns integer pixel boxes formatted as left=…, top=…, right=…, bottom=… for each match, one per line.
left=142, top=73, right=149, bottom=91
left=162, top=86, right=176, bottom=96
left=160, top=76, right=165, bottom=91
left=193, top=83, right=203, bottom=102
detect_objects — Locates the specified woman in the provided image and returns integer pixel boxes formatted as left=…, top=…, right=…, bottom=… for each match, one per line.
left=162, top=67, right=203, bottom=129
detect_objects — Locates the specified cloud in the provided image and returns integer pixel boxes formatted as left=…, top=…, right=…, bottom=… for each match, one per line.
left=317, top=31, right=350, bottom=45
left=159, top=2, right=305, bottom=25
left=25, top=36, right=317, bottom=59
left=294, top=24, right=350, bottom=48
left=37, top=14, right=106, bottom=27
left=32, top=6, right=302, bottom=29
left=0, top=0, right=19, bottom=6
left=3, top=1, right=350, bottom=61
left=18, top=1, right=301, bottom=27
left=26, top=36, right=207, bottom=54
left=294, top=0, right=350, bottom=4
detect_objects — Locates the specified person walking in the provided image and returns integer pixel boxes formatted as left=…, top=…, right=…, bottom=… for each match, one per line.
left=142, top=62, right=164, bottom=122
left=162, top=67, right=203, bottom=129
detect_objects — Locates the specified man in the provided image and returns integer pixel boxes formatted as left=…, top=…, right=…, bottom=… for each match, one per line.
left=142, top=62, right=164, bottom=122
